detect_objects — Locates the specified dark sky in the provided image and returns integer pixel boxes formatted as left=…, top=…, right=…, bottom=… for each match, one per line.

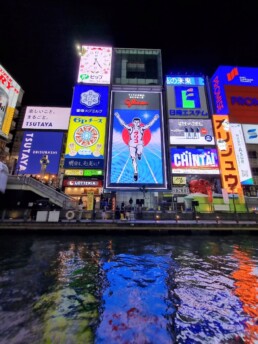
left=2, top=0, right=258, bottom=107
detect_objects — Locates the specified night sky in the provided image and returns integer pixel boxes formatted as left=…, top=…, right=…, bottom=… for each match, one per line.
left=2, top=0, right=258, bottom=107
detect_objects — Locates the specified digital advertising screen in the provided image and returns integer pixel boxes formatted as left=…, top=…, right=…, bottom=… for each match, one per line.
left=71, top=85, right=109, bottom=116
left=170, top=147, right=220, bottom=175
left=105, top=90, right=168, bottom=190
left=165, top=75, right=209, bottom=119
left=0, top=65, right=21, bottom=139
left=17, top=131, right=63, bottom=174
left=225, top=85, right=258, bottom=124
left=77, top=45, right=112, bottom=84
left=242, top=124, right=258, bottom=144
left=64, top=116, right=106, bottom=169
left=22, top=107, right=71, bottom=130
left=169, top=118, right=214, bottom=145
left=211, top=66, right=258, bottom=116
left=230, top=123, right=253, bottom=185
left=212, top=114, right=242, bottom=194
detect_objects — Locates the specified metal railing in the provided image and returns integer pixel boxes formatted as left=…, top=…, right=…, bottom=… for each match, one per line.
left=7, top=175, right=77, bottom=209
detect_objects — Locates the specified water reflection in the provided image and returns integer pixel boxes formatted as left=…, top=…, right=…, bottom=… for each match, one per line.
left=0, top=233, right=257, bottom=343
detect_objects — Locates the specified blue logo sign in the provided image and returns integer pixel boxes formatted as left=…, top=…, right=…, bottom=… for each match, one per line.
left=175, top=86, right=201, bottom=109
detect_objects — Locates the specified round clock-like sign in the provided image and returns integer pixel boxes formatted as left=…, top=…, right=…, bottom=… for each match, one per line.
left=74, top=125, right=99, bottom=147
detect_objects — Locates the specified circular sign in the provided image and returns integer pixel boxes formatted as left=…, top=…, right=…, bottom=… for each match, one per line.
left=74, top=125, right=99, bottom=147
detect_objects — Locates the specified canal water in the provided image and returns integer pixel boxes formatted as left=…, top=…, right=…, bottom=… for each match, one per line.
left=0, top=232, right=258, bottom=344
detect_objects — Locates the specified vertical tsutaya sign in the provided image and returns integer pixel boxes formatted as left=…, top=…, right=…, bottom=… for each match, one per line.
left=71, top=85, right=109, bottom=116
left=77, top=46, right=112, bottom=84
left=17, top=131, right=63, bottom=174
left=230, top=123, right=253, bottom=185
left=212, top=115, right=242, bottom=194
left=105, top=91, right=167, bottom=190
left=165, top=75, right=209, bottom=118
left=0, top=65, right=21, bottom=138
left=64, top=116, right=106, bottom=169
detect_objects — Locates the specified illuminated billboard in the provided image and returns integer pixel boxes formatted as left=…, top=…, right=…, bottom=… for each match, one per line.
left=64, top=116, right=106, bottom=169
left=165, top=75, right=209, bottom=118
left=71, top=85, right=109, bottom=116
left=230, top=123, right=253, bottom=185
left=17, top=131, right=63, bottom=174
left=211, top=66, right=258, bottom=120
left=0, top=65, right=21, bottom=138
left=242, top=124, right=258, bottom=144
left=22, top=107, right=70, bottom=130
left=105, top=90, right=167, bottom=190
left=169, top=119, right=214, bottom=145
left=77, top=46, right=112, bottom=84
left=212, top=115, right=242, bottom=194
left=170, top=147, right=219, bottom=174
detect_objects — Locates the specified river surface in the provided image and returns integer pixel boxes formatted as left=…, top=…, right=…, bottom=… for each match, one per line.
left=0, top=232, right=258, bottom=344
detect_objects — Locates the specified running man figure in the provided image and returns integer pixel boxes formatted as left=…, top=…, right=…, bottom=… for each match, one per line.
left=114, top=112, right=159, bottom=181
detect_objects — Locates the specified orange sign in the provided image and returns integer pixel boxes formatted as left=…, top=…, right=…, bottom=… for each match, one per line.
left=212, top=115, right=242, bottom=194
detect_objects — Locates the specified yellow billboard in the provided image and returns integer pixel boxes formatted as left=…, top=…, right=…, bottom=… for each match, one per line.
left=64, top=116, right=106, bottom=169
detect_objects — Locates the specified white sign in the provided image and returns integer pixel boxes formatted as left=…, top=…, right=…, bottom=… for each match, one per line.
left=77, top=46, right=112, bottom=85
left=22, top=107, right=71, bottom=130
left=242, top=124, right=258, bottom=144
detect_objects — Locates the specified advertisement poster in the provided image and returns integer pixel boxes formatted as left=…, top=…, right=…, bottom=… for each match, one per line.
left=71, top=85, right=109, bottom=116
left=105, top=91, right=167, bottom=189
left=169, top=119, right=214, bottom=145
left=171, top=147, right=219, bottom=174
left=22, top=107, right=70, bottom=130
left=64, top=116, right=106, bottom=169
left=17, top=131, right=63, bottom=174
left=0, top=65, right=21, bottom=138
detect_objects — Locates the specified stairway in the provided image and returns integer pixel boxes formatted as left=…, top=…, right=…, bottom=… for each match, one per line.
left=6, top=175, right=77, bottom=209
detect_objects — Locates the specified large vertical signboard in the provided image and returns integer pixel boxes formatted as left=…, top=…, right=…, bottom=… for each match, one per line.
left=212, top=115, right=242, bottom=194
left=230, top=123, right=253, bottom=185
left=105, top=91, right=167, bottom=190
left=165, top=76, right=209, bottom=118
left=77, top=46, right=112, bottom=85
left=17, top=131, right=63, bottom=174
left=211, top=66, right=258, bottom=123
left=64, top=116, right=106, bottom=169
left=0, top=65, right=21, bottom=139
left=71, top=85, right=109, bottom=116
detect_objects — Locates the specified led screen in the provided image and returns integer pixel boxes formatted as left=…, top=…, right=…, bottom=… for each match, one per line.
left=77, top=45, right=112, bottom=84
left=64, top=116, right=106, bottom=169
left=166, top=77, right=209, bottom=119
left=105, top=91, right=167, bottom=190
left=169, top=119, right=214, bottom=145
left=17, top=131, right=63, bottom=174
left=0, top=65, right=21, bottom=138
left=71, top=85, right=109, bottom=116
left=170, top=147, right=220, bottom=174
left=22, top=106, right=70, bottom=130
left=211, top=66, right=258, bottom=115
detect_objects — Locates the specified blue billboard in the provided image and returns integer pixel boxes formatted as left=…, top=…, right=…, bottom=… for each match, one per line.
left=17, top=131, right=63, bottom=174
left=211, top=66, right=258, bottom=115
left=71, top=85, right=109, bottom=116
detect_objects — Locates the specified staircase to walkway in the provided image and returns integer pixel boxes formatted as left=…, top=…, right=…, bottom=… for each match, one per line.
left=6, top=175, right=77, bottom=209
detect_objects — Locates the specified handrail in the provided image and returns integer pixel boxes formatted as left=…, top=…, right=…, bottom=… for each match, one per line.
left=7, top=175, right=77, bottom=209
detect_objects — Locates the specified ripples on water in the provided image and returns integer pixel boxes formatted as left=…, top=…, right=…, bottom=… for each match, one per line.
left=0, top=233, right=258, bottom=343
